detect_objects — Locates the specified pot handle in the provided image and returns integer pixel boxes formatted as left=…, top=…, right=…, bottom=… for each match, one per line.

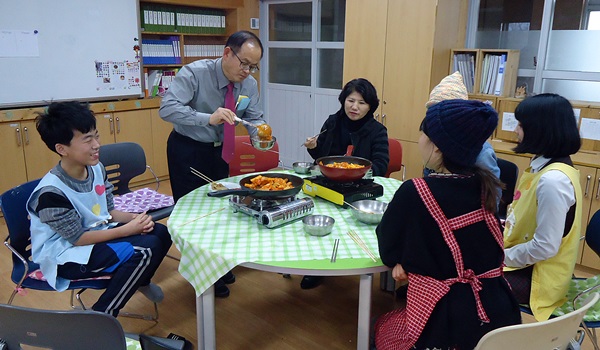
left=207, top=188, right=256, bottom=198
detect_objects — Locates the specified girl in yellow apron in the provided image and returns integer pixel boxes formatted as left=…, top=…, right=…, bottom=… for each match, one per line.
left=503, top=93, right=583, bottom=321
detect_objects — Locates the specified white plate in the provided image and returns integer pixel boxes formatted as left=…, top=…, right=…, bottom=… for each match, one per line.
left=209, top=181, right=240, bottom=192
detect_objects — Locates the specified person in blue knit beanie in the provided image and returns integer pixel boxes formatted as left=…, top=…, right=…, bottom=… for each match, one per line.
left=374, top=99, right=521, bottom=350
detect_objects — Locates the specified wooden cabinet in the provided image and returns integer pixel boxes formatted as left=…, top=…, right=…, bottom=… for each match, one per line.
left=469, top=94, right=498, bottom=110
left=494, top=98, right=521, bottom=142
left=579, top=106, right=600, bottom=152
left=0, top=122, right=27, bottom=193
left=398, top=140, right=426, bottom=181
left=0, top=120, right=59, bottom=194
left=343, top=0, right=468, bottom=179
left=577, top=165, right=600, bottom=269
left=96, top=110, right=157, bottom=183
left=150, top=108, right=172, bottom=179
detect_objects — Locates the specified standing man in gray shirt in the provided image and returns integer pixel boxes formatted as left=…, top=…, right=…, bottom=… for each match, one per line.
left=159, top=30, right=264, bottom=298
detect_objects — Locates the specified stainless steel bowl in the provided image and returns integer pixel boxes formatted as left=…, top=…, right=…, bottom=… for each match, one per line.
left=302, top=215, right=335, bottom=237
left=292, top=161, right=312, bottom=174
left=350, top=200, right=388, bottom=224
left=250, top=136, right=277, bottom=151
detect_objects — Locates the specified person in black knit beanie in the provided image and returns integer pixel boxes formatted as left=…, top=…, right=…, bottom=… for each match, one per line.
left=374, top=99, right=521, bottom=350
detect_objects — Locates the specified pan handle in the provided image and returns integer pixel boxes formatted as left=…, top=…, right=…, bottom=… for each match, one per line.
left=207, top=188, right=256, bottom=198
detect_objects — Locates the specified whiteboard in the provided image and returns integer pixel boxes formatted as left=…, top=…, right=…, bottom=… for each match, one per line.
left=0, top=0, right=143, bottom=108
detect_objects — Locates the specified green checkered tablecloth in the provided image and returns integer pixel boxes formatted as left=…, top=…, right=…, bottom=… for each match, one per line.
left=168, top=171, right=402, bottom=297
left=126, top=338, right=141, bottom=349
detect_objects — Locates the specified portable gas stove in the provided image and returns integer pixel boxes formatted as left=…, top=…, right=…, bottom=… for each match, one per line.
left=302, top=175, right=384, bottom=207
left=229, top=195, right=314, bottom=229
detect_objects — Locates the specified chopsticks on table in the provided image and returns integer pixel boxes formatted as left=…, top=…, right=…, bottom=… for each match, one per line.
left=300, top=129, right=327, bottom=147
left=190, top=167, right=217, bottom=184
left=330, top=238, right=340, bottom=263
left=346, top=230, right=378, bottom=262
left=179, top=207, right=226, bottom=227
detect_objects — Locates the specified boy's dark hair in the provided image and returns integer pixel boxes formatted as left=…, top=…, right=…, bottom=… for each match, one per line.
left=513, top=93, right=581, bottom=157
left=338, top=78, right=380, bottom=117
left=35, top=101, right=97, bottom=154
left=225, top=30, right=264, bottom=58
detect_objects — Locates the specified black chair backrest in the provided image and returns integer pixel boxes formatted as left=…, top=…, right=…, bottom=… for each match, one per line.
left=99, top=142, right=147, bottom=195
left=0, top=179, right=42, bottom=279
left=497, top=158, right=519, bottom=219
left=0, top=303, right=127, bottom=349
left=586, top=210, right=600, bottom=257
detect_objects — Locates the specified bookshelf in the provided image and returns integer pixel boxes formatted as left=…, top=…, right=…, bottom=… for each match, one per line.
left=140, top=2, right=236, bottom=65
left=139, top=1, right=239, bottom=96
left=451, top=49, right=520, bottom=98
left=450, top=49, right=478, bottom=94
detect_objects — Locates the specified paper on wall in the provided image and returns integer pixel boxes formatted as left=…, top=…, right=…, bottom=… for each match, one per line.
left=0, top=29, right=39, bottom=57
left=501, top=112, right=518, bottom=132
left=580, top=118, right=600, bottom=141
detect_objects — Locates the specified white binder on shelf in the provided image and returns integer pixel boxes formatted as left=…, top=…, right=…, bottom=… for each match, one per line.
left=493, top=54, right=507, bottom=96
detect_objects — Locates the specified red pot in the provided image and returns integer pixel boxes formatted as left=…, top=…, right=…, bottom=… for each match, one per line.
left=316, top=156, right=372, bottom=182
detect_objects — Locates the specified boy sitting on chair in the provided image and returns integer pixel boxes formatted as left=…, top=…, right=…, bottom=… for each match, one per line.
left=27, top=101, right=172, bottom=316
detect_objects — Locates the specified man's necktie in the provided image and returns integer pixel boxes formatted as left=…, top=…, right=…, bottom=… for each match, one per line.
left=221, top=82, right=236, bottom=163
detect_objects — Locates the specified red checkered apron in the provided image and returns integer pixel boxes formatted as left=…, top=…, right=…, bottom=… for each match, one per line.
left=375, top=178, right=505, bottom=350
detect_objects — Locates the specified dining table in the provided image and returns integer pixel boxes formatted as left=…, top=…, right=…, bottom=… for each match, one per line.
left=167, top=170, right=402, bottom=350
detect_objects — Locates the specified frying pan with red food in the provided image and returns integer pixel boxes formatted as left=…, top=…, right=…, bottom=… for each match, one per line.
left=207, top=172, right=304, bottom=198
left=316, top=156, right=372, bottom=182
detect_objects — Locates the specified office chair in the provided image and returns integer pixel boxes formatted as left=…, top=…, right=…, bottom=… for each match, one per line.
left=497, top=158, right=518, bottom=220
left=474, top=293, right=599, bottom=350
left=0, top=303, right=129, bottom=350
left=385, top=138, right=405, bottom=180
left=99, top=142, right=174, bottom=221
left=345, top=138, right=404, bottom=180
left=1, top=179, right=158, bottom=321
left=520, top=209, right=600, bottom=350
left=229, top=135, right=280, bottom=176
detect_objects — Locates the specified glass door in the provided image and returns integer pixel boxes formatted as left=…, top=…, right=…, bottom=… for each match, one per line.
left=260, top=0, right=346, bottom=167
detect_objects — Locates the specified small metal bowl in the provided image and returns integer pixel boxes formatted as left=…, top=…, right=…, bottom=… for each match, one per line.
left=292, top=161, right=312, bottom=174
left=350, top=200, right=388, bottom=224
left=251, top=136, right=277, bottom=151
left=302, top=215, right=335, bottom=237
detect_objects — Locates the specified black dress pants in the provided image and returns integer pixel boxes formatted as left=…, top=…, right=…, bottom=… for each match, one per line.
left=165, top=130, right=233, bottom=288
left=166, top=130, right=229, bottom=203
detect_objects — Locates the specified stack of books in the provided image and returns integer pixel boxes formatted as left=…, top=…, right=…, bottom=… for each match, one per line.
left=452, top=52, right=476, bottom=93
left=479, top=53, right=507, bottom=96
left=141, top=36, right=181, bottom=65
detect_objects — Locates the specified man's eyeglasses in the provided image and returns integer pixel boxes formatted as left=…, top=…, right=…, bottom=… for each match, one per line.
left=230, top=49, right=259, bottom=74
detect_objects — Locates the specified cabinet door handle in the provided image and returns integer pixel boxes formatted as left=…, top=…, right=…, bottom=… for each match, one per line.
left=23, top=126, right=30, bottom=145
left=585, top=174, right=592, bottom=197
left=109, top=117, right=115, bottom=135
left=375, top=113, right=380, bottom=122
left=116, top=117, right=121, bottom=134
left=382, top=114, right=386, bottom=125
left=15, top=127, right=22, bottom=147
left=596, top=178, right=600, bottom=200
